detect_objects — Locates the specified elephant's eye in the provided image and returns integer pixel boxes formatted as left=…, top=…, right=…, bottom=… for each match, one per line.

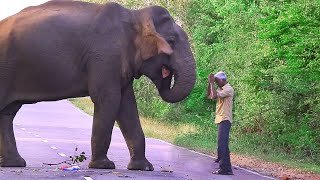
left=167, top=38, right=176, bottom=48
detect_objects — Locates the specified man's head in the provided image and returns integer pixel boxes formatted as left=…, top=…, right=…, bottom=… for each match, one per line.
left=214, top=71, right=227, bottom=88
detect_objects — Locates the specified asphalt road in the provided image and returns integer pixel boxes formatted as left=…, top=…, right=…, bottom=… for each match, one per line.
left=0, top=100, right=276, bottom=180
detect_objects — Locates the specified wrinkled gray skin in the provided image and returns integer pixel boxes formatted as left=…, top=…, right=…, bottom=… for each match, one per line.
left=0, top=1, right=196, bottom=171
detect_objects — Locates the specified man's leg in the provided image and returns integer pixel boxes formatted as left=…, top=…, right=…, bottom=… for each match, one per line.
left=217, top=120, right=232, bottom=172
left=215, top=129, right=220, bottom=163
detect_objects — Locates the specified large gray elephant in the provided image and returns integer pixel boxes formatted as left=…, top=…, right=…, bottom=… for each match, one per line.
left=0, top=0, right=196, bottom=170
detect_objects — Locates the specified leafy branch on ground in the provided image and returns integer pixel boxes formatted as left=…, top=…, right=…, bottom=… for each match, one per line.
left=43, top=146, right=87, bottom=166
left=70, top=146, right=87, bottom=164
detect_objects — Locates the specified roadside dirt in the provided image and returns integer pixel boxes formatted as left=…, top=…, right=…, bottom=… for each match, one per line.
left=228, top=153, right=320, bottom=180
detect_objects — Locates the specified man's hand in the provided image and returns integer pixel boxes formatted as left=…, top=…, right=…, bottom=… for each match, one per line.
left=207, top=73, right=218, bottom=100
left=208, top=74, right=215, bottom=84
left=208, top=92, right=214, bottom=100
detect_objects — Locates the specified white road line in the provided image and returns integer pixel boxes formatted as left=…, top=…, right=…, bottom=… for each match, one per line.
left=84, top=177, right=93, bottom=180
left=58, top=153, right=67, bottom=157
left=14, top=118, right=68, bottom=161
left=50, top=146, right=58, bottom=150
left=233, top=166, right=275, bottom=179
left=67, top=100, right=93, bottom=118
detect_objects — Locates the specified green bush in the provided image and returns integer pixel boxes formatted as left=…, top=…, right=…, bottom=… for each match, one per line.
left=185, top=0, right=320, bottom=163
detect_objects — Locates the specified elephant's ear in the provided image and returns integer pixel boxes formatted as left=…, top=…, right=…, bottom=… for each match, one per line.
left=136, top=17, right=173, bottom=60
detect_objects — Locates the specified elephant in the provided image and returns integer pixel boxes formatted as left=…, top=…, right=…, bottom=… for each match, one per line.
left=0, top=0, right=196, bottom=171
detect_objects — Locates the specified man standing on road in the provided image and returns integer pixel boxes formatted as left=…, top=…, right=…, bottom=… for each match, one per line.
left=207, top=71, right=234, bottom=175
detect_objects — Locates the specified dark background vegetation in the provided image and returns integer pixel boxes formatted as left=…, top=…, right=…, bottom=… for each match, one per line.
left=86, top=0, right=320, bottom=168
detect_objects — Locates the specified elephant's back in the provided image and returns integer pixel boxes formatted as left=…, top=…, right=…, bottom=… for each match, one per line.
left=12, top=1, right=101, bottom=30
left=4, top=1, right=102, bottom=63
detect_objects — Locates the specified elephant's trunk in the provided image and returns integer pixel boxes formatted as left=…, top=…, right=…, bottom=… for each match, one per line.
left=159, top=41, right=196, bottom=103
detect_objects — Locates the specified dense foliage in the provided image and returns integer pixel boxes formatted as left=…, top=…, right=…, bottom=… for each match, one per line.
left=86, top=0, right=320, bottom=164
left=187, top=0, right=319, bottom=163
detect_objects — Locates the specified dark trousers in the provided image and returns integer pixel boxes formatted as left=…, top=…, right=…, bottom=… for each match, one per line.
left=217, top=120, right=232, bottom=172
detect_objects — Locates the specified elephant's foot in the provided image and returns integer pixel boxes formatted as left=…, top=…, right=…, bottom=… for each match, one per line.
left=127, top=158, right=154, bottom=171
left=89, top=158, right=115, bottom=169
left=0, top=155, right=26, bottom=167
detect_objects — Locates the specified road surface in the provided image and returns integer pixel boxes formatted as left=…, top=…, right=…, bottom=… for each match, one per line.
left=0, top=100, right=275, bottom=180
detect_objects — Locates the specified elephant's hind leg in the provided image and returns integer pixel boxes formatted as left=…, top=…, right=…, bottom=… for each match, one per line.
left=0, top=102, right=26, bottom=167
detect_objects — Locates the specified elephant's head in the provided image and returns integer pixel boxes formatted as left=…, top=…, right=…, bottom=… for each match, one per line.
left=133, top=6, right=196, bottom=103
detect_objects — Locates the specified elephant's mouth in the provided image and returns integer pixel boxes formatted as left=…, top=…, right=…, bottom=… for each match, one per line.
left=162, top=66, right=171, bottom=79
left=159, top=65, right=175, bottom=90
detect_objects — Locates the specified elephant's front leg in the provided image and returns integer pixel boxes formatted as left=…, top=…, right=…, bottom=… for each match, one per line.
left=117, top=85, right=153, bottom=171
left=89, top=95, right=120, bottom=169
left=88, top=96, right=120, bottom=169
left=87, top=60, right=121, bottom=169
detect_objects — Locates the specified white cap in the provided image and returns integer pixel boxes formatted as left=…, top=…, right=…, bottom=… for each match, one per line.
left=214, top=71, right=227, bottom=80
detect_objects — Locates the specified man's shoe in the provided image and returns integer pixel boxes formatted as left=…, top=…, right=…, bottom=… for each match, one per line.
left=212, top=169, right=233, bottom=175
